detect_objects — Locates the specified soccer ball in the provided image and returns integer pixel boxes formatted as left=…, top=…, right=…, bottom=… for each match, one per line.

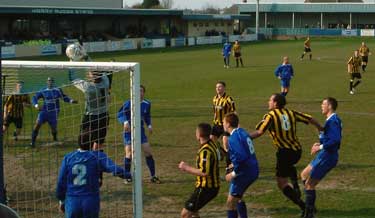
left=66, top=43, right=87, bottom=61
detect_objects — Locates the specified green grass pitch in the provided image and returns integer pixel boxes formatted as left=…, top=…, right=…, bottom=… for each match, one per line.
left=3, top=37, right=375, bottom=218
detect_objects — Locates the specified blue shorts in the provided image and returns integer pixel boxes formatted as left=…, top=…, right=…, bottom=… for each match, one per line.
left=229, top=169, right=259, bottom=197
left=37, top=111, right=58, bottom=128
left=280, top=79, right=290, bottom=88
left=123, top=129, right=148, bottom=146
left=65, top=195, right=100, bottom=218
left=310, top=154, right=338, bottom=180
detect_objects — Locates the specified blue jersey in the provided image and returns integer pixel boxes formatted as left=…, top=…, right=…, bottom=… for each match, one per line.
left=318, top=113, right=342, bottom=158
left=228, top=128, right=259, bottom=174
left=117, top=99, right=151, bottom=130
left=222, top=43, right=232, bottom=57
left=274, top=64, right=294, bottom=80
left=32, top=87, right=73, bottom=113
left=56, top=150, right=126, bottom=201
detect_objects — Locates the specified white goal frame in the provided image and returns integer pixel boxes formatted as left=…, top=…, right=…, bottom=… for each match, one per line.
left=1, top=60, right=143, bottom=218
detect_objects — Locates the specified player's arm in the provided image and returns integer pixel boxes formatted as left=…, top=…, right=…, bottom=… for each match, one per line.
left=293, top=110, right=323, bottom=131
left=3, top=96, right=10, bottom=118
left=274, top=66, right=281, bottom=78
left=250, top=114, right=271, bottom=139
left=319, top=120, right=341, bottom=150
left=347, top=57, right=353, bottom=73
left=23, top=95, right=31, bottom=107
left=32, top=91, right=43, bottom=110
left=144, top=102, right=152, bottom=134
left=117, top=101, right=131, bottom=132
left=59, top=88, right=77, bottom=104
left=290, top=65, right=294, bottom=78
left=97, top=152, right=128, bottom=178
left=228, top=97, right=236, bottom=113
left=56, top=157, right=68, bottom=213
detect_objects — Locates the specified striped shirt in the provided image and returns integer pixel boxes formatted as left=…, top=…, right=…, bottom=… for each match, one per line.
left=256, top=108, right=312, bottom=151
left=195, top=140, right=220, bottom=188
left=347, top=56, right=362, bottom=74
left=359, top=45, right=370, bottom=57
left=212, top=93, right=236, bottom=126
left=4, top=94, right=30, bottom=118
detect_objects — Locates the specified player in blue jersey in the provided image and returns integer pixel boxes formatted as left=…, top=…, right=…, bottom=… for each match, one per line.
left=31, top=77, right=77, bottom=148
left=56, top=131, right=127, bottom=218
left=223, top=113, right=259, bottom=218
left=274, top=56, right=294, bottom=97
left=300, top=97, right=342, bottom=218
left=223, top=41, right=232, bottom=68
left=117, top=85, right=160, bottom=184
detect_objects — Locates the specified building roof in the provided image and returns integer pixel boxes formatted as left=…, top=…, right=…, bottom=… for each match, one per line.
left=182, top=14, right=251, bottom=21
left=237, top=3, right=375, bottom=13
left=0, top=6, right=184, bottom=15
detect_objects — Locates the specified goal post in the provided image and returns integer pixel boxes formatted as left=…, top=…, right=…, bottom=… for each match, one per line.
left=0, top=60, right=143, bottom=218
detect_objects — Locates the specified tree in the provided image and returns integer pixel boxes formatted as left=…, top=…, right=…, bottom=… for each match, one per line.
left=142, top=0, right=160, bottom=8
left=160, top=0, right=173, bottom=9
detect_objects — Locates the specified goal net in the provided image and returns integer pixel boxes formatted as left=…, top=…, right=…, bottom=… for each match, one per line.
left=0, top=60, right=143, bottom=218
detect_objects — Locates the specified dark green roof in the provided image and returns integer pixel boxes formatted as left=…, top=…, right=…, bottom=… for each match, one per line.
left=237, top=3, right=375, bottom=13
left=0, top=6, right=183, bottom=15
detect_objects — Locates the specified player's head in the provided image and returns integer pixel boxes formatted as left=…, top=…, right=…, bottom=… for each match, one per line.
left=235, top=40, right=239, bottom=44
left=307, top=36, right=310, bottom=40
left=88, top=71, right=102, bottom=83
left=354, top=50, right=359, bottom=57
left=140, top=85, right=146, bottom=100
left=283, top=56, right=289, bottom=64
left=47, top=77, right=55, bottom=88
left=321, top=97, right=338, bottom=115
left=362, top=42, right=365, bottom=46
left=223, top=113, right=239, bottom=132
left=196, top=123, right=211, bottom=141
left=15, top=81, right=24, bottom=93
left=78, top=131, right=92, bottom=151
left=269, top=93, right=286, bottom=110
left=216, top=81, right=226, bottom=95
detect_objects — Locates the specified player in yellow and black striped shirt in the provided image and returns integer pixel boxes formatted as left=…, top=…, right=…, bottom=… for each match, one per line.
left=347, top=50, right=363, bottom=95
left=232, top=40, right=244, bottom=67
left=300, top=37, right=312, bottom=60
left=250, top=94, right=322, bottom=216
left=179, top=123, right=220, bottom=218
left=211, top=81, right=236, bottom=165
left=359, top=42, right=371, bottom=72
left=3, top=81, right=31, bottom=140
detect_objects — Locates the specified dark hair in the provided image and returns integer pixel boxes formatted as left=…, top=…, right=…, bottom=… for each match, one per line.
left=272, top=93, right=286, bottom=108
left=216, top=81, right=226, bottom=87
left=324, top=97, right=338, bottom=110
left=78, top=131, right=92, bottom=150
left=197, top=123, right=212, bottom=139
left=140, top=85, right=146, bottom=92
left=224, top=113, right=239, bottom=128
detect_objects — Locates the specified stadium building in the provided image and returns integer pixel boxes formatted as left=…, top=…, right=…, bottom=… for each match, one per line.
left=237, top=1, right=375, bottom=29
left=0, top=0, right=250, bottom=45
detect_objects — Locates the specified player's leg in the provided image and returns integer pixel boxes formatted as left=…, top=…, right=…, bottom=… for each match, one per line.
left=309, top=51, right=312, bottom=60
left=301, top=164, right=313, bottom=186
left=304, top=177, right=320, bottom=218
left=226, top=195, right=240, bottom=218
left=14, top=117, right=23, bottom=141
left=31, top=112, right=46, bottom=147
left=2, top=116, right=10, bottom=133
left=82, top=195, right=100, bottom=218
left=93, top=113, right=109, bottom=150
left=122, top=131, right=132, bottom=183
left=181, top=208, right=194, bottom=218
left=276, top=149, right=305, bottom=211
left=184, top=188, right=218, bottom=218
left=142, top=141, right=160, bottom=183
left=353, top=74, right=362, bottom=89
left=301, top=51, right=306, bottom=60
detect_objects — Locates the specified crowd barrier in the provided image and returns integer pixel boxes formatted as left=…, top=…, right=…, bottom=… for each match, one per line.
left=247, top=27, right=375, bottom=37
left=1, top=35, right=257, bottom=58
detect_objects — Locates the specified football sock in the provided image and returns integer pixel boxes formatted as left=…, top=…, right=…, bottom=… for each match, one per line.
left=227, top=210, right=238, bottom=218
left=301, top=54, right=305, bottom=59
left=309, top=54, right=312, bottom=60
left=350, top=81, right=353, bottom=91
left=362, top=65, right=365, bottom=71
left=284, top=91, right=288, bottom=96
left=146, top=155, right=156, bottom=177
left=237, top=201, right=248, bottom=218
left=31, top=129, right=39, bottom=144
left=224, top=58, right=227, bottom=65
left=353, top=80, right=361, bottom=88
left=305, top=189, right=316, bottom=208
left=240, top=58, right=244, bottom=66
left=52, top=130, right=57, bottom=141
left=124, top=157, right=132, bottom=174
left=236, top=59, right=239, bottom=67
left=282, top=185, right=305, bottom=210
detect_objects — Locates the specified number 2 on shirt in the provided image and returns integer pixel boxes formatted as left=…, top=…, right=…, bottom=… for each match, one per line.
left=72, top=164, right=87, bottom=186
